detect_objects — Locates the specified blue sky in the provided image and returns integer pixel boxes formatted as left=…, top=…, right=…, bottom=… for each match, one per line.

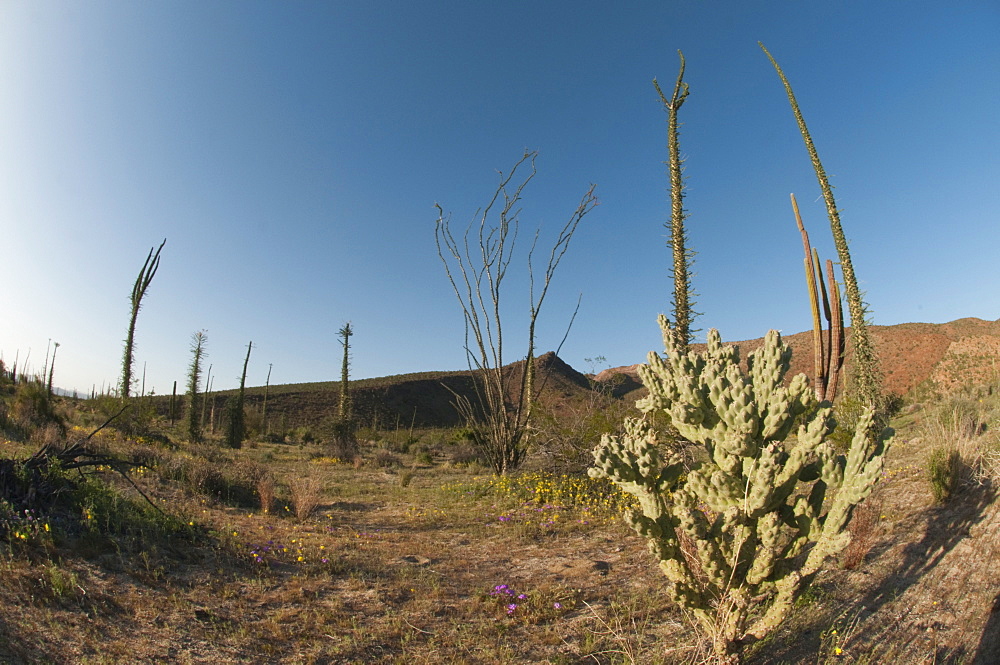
left=1, top=1, right=997, bottom=395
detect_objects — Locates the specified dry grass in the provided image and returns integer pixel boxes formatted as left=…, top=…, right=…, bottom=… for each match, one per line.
left=841, top=491, right=883, bottom=570
left=3, top=387, right=1000, bottom=664
left=920, top=398, right=1000, bottom=490
left=287, top=475, right=325, bottom=521
left=256, top=472, right=275, bottom=514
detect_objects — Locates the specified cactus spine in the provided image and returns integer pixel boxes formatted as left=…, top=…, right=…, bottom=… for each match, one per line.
left=590, top=317, right=892, bottom=663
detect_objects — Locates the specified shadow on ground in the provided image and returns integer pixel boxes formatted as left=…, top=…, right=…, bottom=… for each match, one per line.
left=754, top=484, right=995, bottom=664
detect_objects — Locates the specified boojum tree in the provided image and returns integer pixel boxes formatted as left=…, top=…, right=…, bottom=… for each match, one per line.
left=654, top=50, right=698, bottom=350
left=329, top=322, right=358, bottom=459
left=186, top=331, right=207, bottom=443
left=337, top=323, right=353, bottom=424
left=760, top=43, right=885, bottom=420
left=120, top=240, right=165, bottom=400
left=225, top=340, right=252, bottom=449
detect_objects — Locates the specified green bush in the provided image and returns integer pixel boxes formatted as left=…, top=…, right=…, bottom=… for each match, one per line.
left=7, top=380, right=63, bottom=439
left=926, top=446, right=961, bottom=503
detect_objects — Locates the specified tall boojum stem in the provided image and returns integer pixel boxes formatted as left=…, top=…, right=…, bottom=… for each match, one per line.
left=654, top=51, right=697, bottom=350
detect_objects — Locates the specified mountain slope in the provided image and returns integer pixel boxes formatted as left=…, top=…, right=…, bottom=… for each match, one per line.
left=594, top=317, right=1000, bottom=399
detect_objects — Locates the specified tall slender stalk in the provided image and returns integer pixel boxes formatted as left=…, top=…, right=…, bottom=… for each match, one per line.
left=46, top=342, right=60, bottom=397
left=653, top=51, right=697, bottom=349
left=262, top=363, right=272, bottom=435
left=337, top=324, right=353, bottom=423
left=121, top=239, right=166, bottom=399
left=169, top=380, right=177, bottom=425
left=225, top=341, right=252, bottom=449
left=201, top=364, right=213, bottom=432
left=760, top=43, right=883, bottom=415
left=792, top=194, right=845, bottom=402
left=187, top=331, right=207, bottom=443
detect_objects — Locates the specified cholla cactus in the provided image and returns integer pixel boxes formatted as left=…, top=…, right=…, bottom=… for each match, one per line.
left=590, top=315, right=892, bottom=663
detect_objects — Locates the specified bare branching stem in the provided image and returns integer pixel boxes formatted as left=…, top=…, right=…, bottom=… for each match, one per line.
left=435, top=151, right=598, bottom=474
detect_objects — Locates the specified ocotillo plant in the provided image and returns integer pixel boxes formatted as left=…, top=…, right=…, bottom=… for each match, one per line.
left=435, top=151, right=598, bottom=474
left=187, top=331, right=207, bottom=443
left=654, top=51, right=697, bottom=350
left=792, top=194, right=844, bottom=403
left=120, top=239, right=165, bottom=399
left=759, top=44, right=884, bottom=418
left=591, top=318, right=892, bottom=664
left=225, top=340, right=252, bottom=449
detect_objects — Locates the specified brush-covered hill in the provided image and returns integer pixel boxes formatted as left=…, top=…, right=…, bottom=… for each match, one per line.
left=217, top=351, right=598, bottom=433
left=593, top=317, right=1000, bottom=400
left=201, top=317, right=1000, bottom=434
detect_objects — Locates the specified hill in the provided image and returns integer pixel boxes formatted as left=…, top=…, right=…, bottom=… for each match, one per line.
left=192, top=318, right=1000, bottom=434
left=593, top=317, right=1000, bottom=400
left=201, top=351, right=600, bottom=435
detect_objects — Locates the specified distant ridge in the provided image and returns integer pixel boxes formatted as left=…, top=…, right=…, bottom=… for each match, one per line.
left=592, top=318, right=1000, bottom=398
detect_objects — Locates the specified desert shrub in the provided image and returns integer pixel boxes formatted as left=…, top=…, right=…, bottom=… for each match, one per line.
left=288, top=476, right=324, bottom=521
left=841, top=492, right=883, bottom=569
left=117, top=397, right=159, bottom=438
left=529, top=392, right=634, bottom=474
left=828, top=396, right=867, bottom=452
left=199, top=464, right=258, bottom=508
left=320, top=417, right=359, bottom=460
left=288, top=426, right=315, bottom=445
left=920, top=396, right=1000, bottom=491
left=188, top=443, right=228, bottom=464
left=130, top=444, right=164, bottom=469
left=11, top=380, right=62, bottom=436
left=256, top=472, right=275, bottom=513
left=160, top=454, right=258, bottom=508
left=261, top=432, right=284, bottom=444
left=242, top=406, right=264, bottom=439
left=74, top=478, right=197, bottom=552
left=450, top=443, right=483, bottom=468
left=29, top=423, right=64, bottom=449
left=926, top=446, right=962, bottom=503
left=372, top=449, right=401, bottom=468
left=399, top=469, right=415, bottom=487
left=414, top=449, right=433, bottom=465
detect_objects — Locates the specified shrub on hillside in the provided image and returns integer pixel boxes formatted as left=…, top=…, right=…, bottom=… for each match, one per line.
left=927, top=446, right=961, bottom=503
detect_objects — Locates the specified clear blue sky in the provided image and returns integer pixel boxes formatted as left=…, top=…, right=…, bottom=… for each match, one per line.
left=2, top=1, right=997, bottom=395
